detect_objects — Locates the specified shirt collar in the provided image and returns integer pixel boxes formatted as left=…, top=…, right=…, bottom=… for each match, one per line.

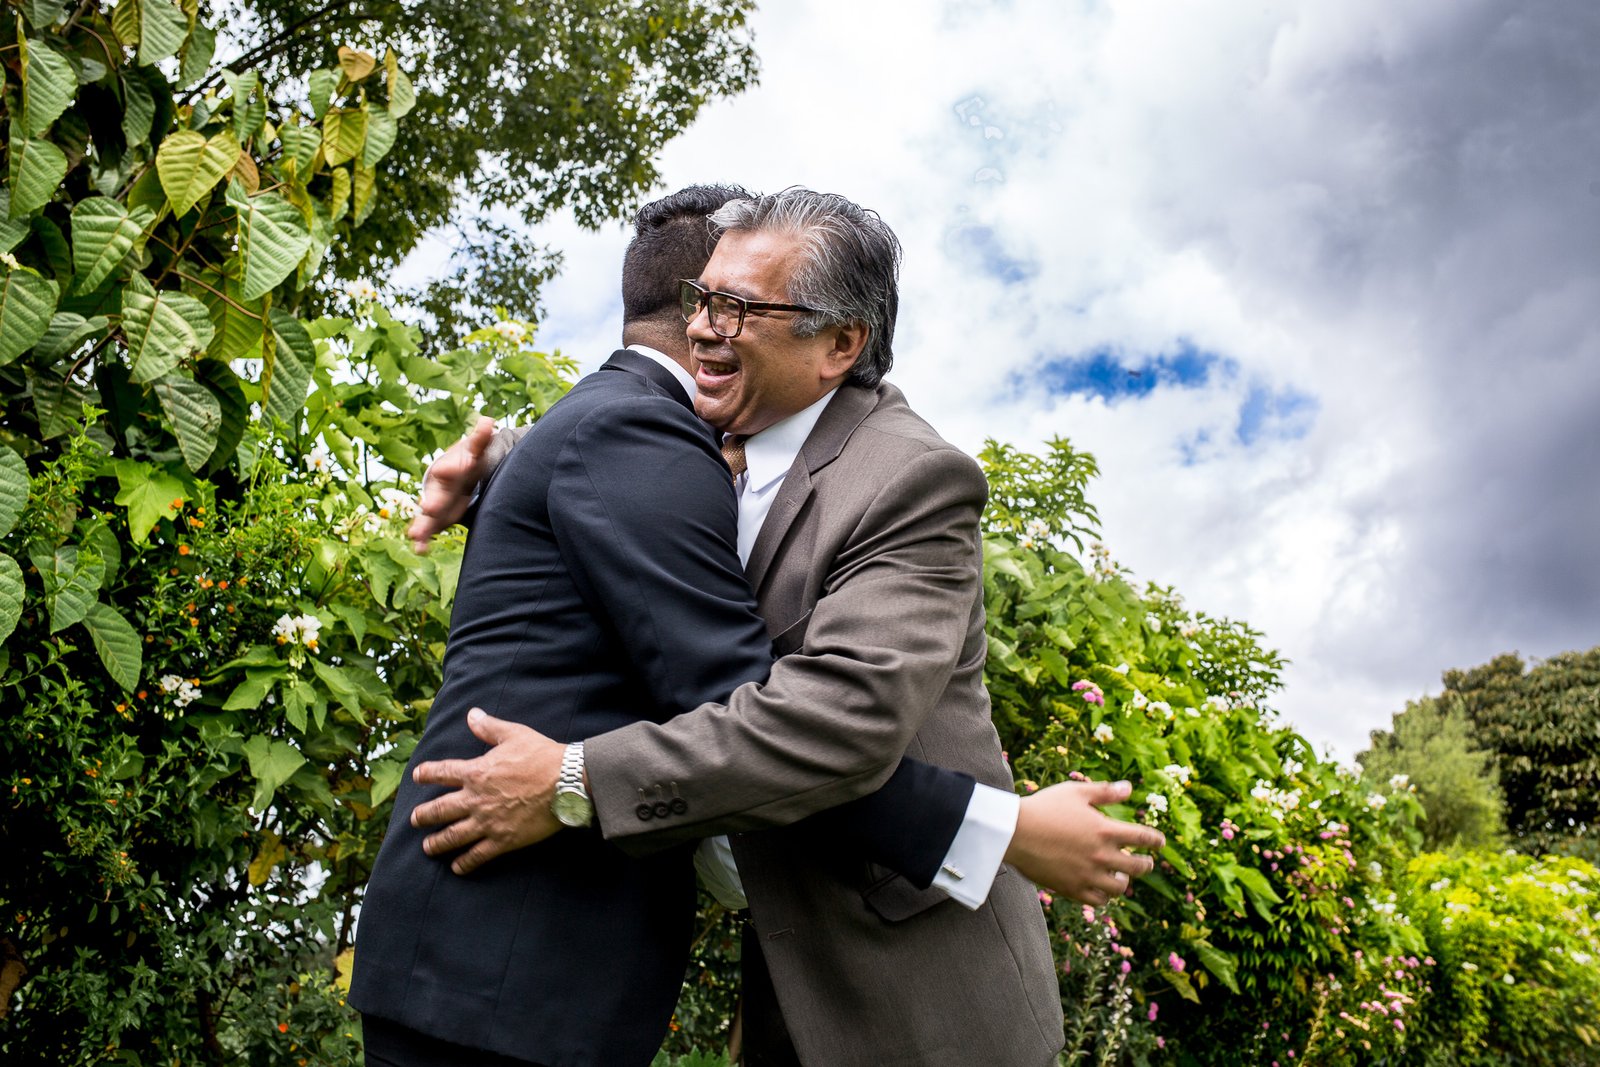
left=741, top=388, right=839, bottom=493
left=627, top=344, right=697, bottom=400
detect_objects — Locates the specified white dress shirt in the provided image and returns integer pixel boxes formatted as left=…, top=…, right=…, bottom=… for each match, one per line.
left=638, top=369, right=1016, bottom=912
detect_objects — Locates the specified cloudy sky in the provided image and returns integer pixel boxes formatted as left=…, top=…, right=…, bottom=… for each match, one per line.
left=404, top=0, right=1600, bottom=761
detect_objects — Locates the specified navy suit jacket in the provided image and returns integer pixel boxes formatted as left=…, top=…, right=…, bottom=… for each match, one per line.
left=351, top=352, right=974, bottom=1065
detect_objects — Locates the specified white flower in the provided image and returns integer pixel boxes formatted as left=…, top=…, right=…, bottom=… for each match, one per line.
left=1150, top=701, right=1173, bottom=721
left=0, top=252, right=20, bottom=270
left=377, top=487, right=420, bottom=521
left=1163, top=764, right=1193, bottom=786
left=1367, top=792, right=1388, bottom=810
left=1204, top=694, right=1229, bottom=712
left=1460, top=961, right=1478, bottom=972
left=1145, top=613, right=1162, bottom=632
left=1131, top=690, right=1149, bottom=710
left=1179, top=623, right=1199, bottom=639
left=1390, top=774, right=1410, bottom=790
left=303, top=448, right=331, bottom=474
left=1251, top=780, right=1274, bottom=802
left=272, top=613, right=322, bottom=650
left=1112, top=662, right=1130, bottom=674
left=1501, top=974, right=1515, bottom=985
left=1025, top=518, right=1049, bottom=539
left=494, top=319, right=528, bottom=344
left=1572, top=951, right=1592, bottom=965
left=159, top=674, right=184, bottom=693
left=1092, top=723, right=1115, bottom=744
left=1146, top=792, right=1169, bottom=814
left=344, top=279, right=380, bottom=302
left=1184, top=706, right=1201, bottom=718
left=1018, top=535, right=1038, bottom=550
left=173, top=679, right=201, bottom=708
left=1283, top=757, right=1304, bottom=776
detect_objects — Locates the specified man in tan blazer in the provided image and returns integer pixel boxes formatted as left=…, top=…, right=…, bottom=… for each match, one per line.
left=410, top=188, right=1160, bottom=1065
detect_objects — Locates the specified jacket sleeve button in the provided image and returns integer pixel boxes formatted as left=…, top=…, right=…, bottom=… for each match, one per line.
left=652, top=801, right=672, bottom=819
left=670, top=798, right=688, bottom=815
left=636, top=804, right=655, bottom=821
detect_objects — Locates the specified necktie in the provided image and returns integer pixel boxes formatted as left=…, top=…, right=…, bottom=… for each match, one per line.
left=721, top=434, right=748, bottom=481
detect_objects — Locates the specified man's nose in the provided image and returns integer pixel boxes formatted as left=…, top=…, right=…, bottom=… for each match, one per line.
left=685, top=302, right=719, bottom=343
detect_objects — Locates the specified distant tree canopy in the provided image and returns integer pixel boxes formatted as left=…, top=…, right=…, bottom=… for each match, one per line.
left=1358, top=694, right=1504, bottom=851
left=210, top=0, right=760, bottom=338
left=1364, top=648, right=1600, bottom=859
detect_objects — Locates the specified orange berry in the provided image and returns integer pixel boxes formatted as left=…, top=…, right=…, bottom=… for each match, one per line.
left=218, top=580, right=229, bottom=590
left=278, top=1022, right=289, bottom=1033
left=178, top=545, right=190, bottom=556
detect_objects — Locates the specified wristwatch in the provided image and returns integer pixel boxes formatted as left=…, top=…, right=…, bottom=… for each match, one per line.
left=552, top=741, right=593, bottom=828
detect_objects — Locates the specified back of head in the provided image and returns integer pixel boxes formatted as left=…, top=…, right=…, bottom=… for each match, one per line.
left=621, top=184, right=754, bottom=328
left=707, top=187, right=902, bottom=388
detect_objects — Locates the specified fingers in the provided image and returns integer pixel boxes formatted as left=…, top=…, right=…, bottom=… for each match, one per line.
left=465, top=707, right=520, bottom=746
left=412, top=758, right=470, bottom=787
left=451, top=837, right=505, bottom=876
left=1084, top=779, right=1133, bottom=805
left=422, top=817, right=482, bottom=857
left=465, top=415, right=496, bottom=459
left=411, top=788, right=475, bottom=829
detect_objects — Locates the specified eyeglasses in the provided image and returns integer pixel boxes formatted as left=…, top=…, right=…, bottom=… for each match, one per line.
left=679, top=279, right=818, bottom=339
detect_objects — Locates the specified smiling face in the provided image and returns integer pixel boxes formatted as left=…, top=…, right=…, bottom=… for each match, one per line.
left=688, top=229, right=866, bottom=436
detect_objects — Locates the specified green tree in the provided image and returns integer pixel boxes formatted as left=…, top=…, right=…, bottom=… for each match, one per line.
left=1444, top=649, right=1600, bottom=859
left=1358, top=694, right=1505, bottom=851
left=208, top=0, right=760, bottom=340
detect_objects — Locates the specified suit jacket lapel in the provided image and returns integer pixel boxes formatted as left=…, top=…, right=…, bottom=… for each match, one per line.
left=599, top=349, right=694, bottom=413
left=744, top=384, right=882, bottom=593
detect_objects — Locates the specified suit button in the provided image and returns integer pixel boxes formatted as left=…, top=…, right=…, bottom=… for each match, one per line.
left=636, top=804, right=654, bottom=821
left=670, top=798, right=688, bottom=815
left=652, top=801, right=672, bottom=819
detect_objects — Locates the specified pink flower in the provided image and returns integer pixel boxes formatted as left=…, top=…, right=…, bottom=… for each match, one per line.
left=1222, top=828, right=1235, bottom=840
left=1082, top=905, right=1097, bottom=923
left=1168, top=952, right=1186, bottom=973
left=1394, top=1020, right=1405, bottom=1032
left=1156, top=1037, right=1165, bottom=1049
left=1037, top=891, right=1053, bottom=906
left=1120, top=961, right=1131, bottom=974
left=1148, top=1003, right=1159, bottom=1022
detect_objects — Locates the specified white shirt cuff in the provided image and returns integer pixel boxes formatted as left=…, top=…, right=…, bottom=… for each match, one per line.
left=930, top=783, right=1019, bottom=910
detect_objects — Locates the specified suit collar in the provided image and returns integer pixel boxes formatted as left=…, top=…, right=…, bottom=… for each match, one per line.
left=744, top=383, right=886, bottom=592
left=599, top=348, right=693, bottom=412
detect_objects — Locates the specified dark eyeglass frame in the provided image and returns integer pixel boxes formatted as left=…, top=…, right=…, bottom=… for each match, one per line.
left=679, top=279, right=819, bottom=339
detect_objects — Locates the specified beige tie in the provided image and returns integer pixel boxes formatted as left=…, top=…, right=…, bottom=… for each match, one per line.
left=721, top=434, right=748, bottom=481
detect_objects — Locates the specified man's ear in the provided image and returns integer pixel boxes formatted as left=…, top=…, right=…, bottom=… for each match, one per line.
left=821, top=321, right=870, bottom=385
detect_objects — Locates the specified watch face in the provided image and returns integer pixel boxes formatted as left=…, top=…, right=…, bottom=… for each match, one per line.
left=553, top=789, right=593, bottom=828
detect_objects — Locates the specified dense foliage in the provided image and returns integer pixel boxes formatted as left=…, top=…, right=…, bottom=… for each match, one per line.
left=207, top=0, right=759, bottom=341
left=1357, top=694, right=1505, bottom=851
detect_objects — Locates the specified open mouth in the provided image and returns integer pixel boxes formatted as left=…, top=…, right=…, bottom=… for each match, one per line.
left=694, top=351, right=740, bottom=388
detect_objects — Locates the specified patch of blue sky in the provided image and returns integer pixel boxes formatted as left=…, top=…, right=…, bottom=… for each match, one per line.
left=1236, top=383, right=1319, bottom=445
left=946, top=224, right=1038, bottom=285
left=1028, top=341, right=1229, bottom=402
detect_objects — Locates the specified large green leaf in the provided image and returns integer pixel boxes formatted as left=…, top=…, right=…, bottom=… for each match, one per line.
left=0, top=448, right=28, bottom=540
left=224, top=70, right=266, bottom=143
left=224, top=666, right=285, bottom=710
left=71, top=197, right=146, bottom=293
left=0, top=554, right=22, bottom=644
left=36, top=543, right=104, bottom=633
left=22, top=0, right=67, bottom=28
left=263, top=308, right=314, bottom=424
left=308, top=68, right=338, bottom=121
left=195, top=359, right=248, bottom=474
left=279, top=122, right=320, bottom=178
left=7, top=127, right=69, bottom=218
left=321, top=108, right=367, bottom=168
left=0, top=192, right=30, bottom=253
left=34, top=312, right=109, bottom=364
left=362, top=107, right=398, bottom=167
left=121, top=273, right=210, bottom=383
left=192, top=271, right=264, bottom=361
left=83, top=600, right=141, bottom=691
left=0, top=267, right=60, bottom=366
left=384, top=49, right=415, bottom=118
left=242, top=735, right=308, bottom=811
left=135, top=0, right=189, bottom=66
left=20, top=36, right=77, bottom=138
left=111, top=457, right=188, bottom=541
left=122, top=70, right=157, bottom=148
left=1192, top=941, right=1242, bottom=995
left=156, top=130, right=240, bottom=216
left=30, top=366, right=94, bottom=438
left=177, top=21, right=216, bottom=88
left=153, top=372, right=222, bottom=470
left=227, top=184, right=310, bottom=300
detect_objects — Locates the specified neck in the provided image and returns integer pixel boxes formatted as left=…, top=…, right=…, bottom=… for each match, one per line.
left=621, top=322, right=692, bottom=374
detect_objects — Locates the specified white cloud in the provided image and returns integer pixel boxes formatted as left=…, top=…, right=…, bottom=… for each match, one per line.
left=401, top=0, right=1600, bottom=758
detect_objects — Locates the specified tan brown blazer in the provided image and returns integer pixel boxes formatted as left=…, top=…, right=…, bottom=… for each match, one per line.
left=587, top=382, right=1064, bottom=1066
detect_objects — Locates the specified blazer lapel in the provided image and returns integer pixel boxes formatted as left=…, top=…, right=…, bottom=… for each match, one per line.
left=744, top=384, right=882, bottom=593
left=599, top=349, right=694, bottom=413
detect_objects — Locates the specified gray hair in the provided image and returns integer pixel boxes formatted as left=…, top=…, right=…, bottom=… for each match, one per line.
left=707, top=187, right=901, bottom=387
